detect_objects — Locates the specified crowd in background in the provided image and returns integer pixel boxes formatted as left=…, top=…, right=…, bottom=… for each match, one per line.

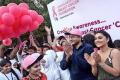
left=0, top=26, right=120, bottom=80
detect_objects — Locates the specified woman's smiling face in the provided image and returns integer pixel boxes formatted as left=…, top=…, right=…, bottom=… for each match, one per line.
left=95, top=33, right=109, bottom=48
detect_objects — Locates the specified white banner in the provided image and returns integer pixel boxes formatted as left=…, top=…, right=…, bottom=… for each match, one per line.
left=47, top=0, right=120, bottom=40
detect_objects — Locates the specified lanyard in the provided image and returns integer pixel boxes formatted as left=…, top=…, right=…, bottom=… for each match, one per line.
left=3, top=73, right=13, bottom=80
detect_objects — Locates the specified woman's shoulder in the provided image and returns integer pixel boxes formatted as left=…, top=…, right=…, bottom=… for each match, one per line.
left=110, top=48, right=120, bottom=58
left=111, top=48, right=120, bottom=54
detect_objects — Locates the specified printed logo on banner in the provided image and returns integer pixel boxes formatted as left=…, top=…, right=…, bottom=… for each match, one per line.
left=52, top=6, right=58, bottom=21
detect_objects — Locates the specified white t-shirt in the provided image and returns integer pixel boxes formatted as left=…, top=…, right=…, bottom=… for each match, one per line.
left=41, top=50, right=61, bottom=80
left=17, top=51, right=27, bottom=64
left=56, top=52, right=71, bottom=80
left=0, top=68, right=22, bottom=80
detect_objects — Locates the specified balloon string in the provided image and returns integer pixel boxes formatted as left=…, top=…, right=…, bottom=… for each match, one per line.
left=29, top=32, right=33, bottom=47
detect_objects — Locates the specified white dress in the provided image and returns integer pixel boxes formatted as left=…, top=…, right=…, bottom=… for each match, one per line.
left=56, top=51, right=71, bottom=80
left=41, top=50, right=61, bottom=80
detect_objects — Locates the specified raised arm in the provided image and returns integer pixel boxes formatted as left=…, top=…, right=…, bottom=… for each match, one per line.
left=44, top=26, right=52, bottom=44
left=9, top=44, right=19, bottom=59
left=60, top=41, right=72, bottom=70
left=9, top=38, right=21, bottom=59
left=29, top=32, right=39, bottom=50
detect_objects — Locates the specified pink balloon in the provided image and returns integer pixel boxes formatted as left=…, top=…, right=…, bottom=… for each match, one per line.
left=21, top=15, right=32, bottom=26
left=19, top=3, right=29, bottom=16
left=13, top=19, right=20, bottom=28
left=37, top=15, right=44, bottom=24
left=0, top=33, right=5, bottom=40
left=9, top=5, right=21, bottom=18
left=12, top=30, right=21, bottom=38
left=20, top=7, right=28, bottom=16
left=0, top=3, right=44, bottom=39
left=28, top=10, right=38, bottom=21
left=0, top=17, right=2, bottom=24
left=12, top=30, right=20, bottom=38
left=5, top=27, right=14, bottom=38
left=7, top=3, right=17, bottom=8
left=0, top=24, right=7, bottom=39
left=0, top=35, right=3, bottom=40
left=19, top=25, right=29, bottom=34
left=15, top=23, right=29, bottom=35
left=12, top=31, right=21, bottom=38
left=2, top=38, right=12, bottom=46
left=29, top=21, right=39, bottom=32
left=0, top=24, right=13, bottom=39
left=0, top=6, right=9, bottom=16
left=0, top=24, right=9, bottom=33
left=1, top=13, right=15, bottom=25
left=19, top=3, right=29, bottom=10
left=12, top=19, right=22, bottom=38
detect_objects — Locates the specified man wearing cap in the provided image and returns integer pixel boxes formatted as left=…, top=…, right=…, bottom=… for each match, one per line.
left=60, top=29, right=96, bottom=80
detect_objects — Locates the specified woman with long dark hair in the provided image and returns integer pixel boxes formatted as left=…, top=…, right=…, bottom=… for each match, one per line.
left=85, top=30, right=120, bottom=80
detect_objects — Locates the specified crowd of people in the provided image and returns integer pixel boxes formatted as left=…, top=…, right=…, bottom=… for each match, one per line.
left=0, top=26, right=120, bottom=80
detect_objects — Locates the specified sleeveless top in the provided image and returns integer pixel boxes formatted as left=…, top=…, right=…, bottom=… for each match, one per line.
left=98, top=49, right=120, bottom=80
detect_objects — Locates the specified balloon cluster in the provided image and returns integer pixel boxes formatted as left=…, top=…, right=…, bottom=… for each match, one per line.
left=0, top=3, right=44, bottom=46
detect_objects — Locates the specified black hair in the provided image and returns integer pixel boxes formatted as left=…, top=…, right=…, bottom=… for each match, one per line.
left=22, top=68, right=29, bottom=77
left=42, top=42, right=52, bottom=49
left=60, top=41, right=66, bottom=46
left=4, top=48, right=13, bottom=58
left=0, top=59, right=11, bottom=67
left=58, top=36, right=66, bottom=41
left=113, top=39, right=120, bottom=48
left=83, top=34, right=96, bottom=48
left=38, top=45, right=43, bottom=48
left=64, top=32, right=70, bottom=35
left=28, top=46, right=37, bottom=51
left=42, top=45, right=51, bottom=50
left=95, top=30, right=114, bottom=48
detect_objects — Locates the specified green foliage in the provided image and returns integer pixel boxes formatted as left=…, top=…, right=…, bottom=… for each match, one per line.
left=0, top=0, right=20, bottom=5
